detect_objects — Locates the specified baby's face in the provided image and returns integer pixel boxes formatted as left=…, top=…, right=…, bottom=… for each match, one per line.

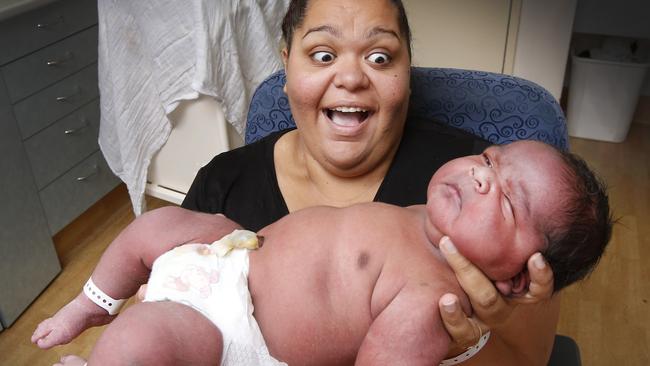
left=425, top=140, right=567, bottom=280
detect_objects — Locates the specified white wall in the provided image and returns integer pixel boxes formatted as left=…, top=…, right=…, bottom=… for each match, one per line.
left=146, top=96, right=231, bottom=203
left=512, top=0, right=578, bottom=100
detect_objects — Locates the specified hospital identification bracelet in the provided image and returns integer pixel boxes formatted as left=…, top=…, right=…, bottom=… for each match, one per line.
left=83, top=277, right=127, bottom=315
left=439, top=331, right=491, bottom=366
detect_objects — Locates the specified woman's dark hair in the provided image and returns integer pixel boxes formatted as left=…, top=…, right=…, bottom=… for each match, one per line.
left=542, top=150, right=613, bottom=293
left=281, top=0, right=412, bottom=59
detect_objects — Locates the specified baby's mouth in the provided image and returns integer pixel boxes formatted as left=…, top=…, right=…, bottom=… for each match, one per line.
left=325, top=107, right=371, bottom=127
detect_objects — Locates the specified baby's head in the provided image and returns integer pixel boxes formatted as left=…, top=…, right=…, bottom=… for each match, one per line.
left=425, top=140, right=612, bottom=294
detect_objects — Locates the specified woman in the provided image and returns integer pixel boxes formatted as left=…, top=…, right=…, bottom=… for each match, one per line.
left=183, top=0, right=559, bottom=364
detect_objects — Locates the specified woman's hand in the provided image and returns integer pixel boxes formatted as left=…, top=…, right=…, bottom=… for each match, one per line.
left=437, top=236, right=555, bottom=358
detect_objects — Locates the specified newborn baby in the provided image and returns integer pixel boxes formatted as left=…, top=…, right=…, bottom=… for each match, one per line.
left=32, top=140, right=611, bottom=366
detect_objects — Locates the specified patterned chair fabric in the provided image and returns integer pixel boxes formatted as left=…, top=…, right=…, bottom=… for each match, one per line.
left=245, top=67, right=568, bottom=150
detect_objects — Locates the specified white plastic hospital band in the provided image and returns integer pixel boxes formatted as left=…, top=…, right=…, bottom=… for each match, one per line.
left=83, top=277, right=126, bottom=315
left=439, top=331, right=491, bottom=366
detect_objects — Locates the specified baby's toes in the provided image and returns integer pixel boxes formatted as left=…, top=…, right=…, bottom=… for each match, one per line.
left=31, top=318, right=54, bottom=344
left=33, top=322, right=71, bottom=349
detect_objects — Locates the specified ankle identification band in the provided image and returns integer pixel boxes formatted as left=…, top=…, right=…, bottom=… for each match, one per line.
left=83, top=278, right=126, bottom=315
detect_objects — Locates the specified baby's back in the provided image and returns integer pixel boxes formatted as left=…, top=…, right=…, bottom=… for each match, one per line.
left=248, top=202, right=464, bottom=365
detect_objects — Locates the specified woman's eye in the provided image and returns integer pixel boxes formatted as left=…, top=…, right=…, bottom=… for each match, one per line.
left=366, top=52, right=391, bottom=65
left=311, top=51, right=335, bottom=63
left=482, top=153, right=493, bottom=168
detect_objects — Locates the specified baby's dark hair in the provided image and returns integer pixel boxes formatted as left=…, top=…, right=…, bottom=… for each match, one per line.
left=281, top=0, right=412, bottom=59
left=541, top=150, right=613, bottom=293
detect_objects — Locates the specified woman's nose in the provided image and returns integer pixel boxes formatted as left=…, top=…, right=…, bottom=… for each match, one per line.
left=333, top=57, right=369, bottom=91
left=470, top=166, right=492, bottom=194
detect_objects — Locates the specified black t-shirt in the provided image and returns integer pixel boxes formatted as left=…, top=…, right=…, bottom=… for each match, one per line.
left=182, top=117, right=490, bottom=231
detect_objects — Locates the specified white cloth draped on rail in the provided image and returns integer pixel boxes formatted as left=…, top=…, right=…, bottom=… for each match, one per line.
left=97, top=0, right=289, bottom=214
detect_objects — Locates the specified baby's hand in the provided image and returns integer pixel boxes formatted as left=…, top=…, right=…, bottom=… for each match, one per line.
left=135, top=284, right=148, bottom=302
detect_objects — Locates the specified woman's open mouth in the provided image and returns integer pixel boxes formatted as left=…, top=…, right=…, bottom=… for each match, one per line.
left=324, top=106, right=371, bottom=127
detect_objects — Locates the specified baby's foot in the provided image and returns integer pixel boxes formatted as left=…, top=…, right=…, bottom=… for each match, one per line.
left=53, top=354, right=87, bottom=366
left=32, top=293, right=116, bottom=349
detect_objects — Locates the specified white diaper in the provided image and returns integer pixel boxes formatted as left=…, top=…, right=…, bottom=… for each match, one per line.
left=144, top=236, right=286, bottom=366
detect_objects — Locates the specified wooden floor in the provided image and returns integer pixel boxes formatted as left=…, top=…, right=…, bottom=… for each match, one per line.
left=0, top=124, right=649, bottom=365
left=557, top=123, right=650, bottom=365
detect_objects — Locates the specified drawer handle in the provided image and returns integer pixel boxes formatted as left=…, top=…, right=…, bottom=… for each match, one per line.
left=64, top=118, right=89, bottom=135
left=56, top=87, right=80, bottom=102
left=36, top=16, right=64, bottom=29
left=46, top=52, right=74, bottom=67
left=76, top=165, right=98, bottom=182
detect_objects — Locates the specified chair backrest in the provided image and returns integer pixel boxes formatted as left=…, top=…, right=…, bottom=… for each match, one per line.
left=245, top=67, right=569, bottom=150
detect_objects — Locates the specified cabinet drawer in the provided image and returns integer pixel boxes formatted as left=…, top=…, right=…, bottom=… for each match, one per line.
left=2, top=25, right=98, bottom=102
left=0, top=0, right=97, bottom=65
left=13, top=63, right=98, bottom=139
left=24, top=99, right=100, bottom=189
left=39, top=150, right=120, bottom=234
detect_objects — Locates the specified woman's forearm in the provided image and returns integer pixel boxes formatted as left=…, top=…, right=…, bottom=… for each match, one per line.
left=463, top=295, right=561, bottom=366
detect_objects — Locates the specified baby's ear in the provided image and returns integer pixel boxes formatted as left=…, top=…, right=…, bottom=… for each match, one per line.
left=494, top=271, right=530, bottom=297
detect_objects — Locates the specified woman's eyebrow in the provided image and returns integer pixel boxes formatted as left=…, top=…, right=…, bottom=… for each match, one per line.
left=366, top=26, right=400, bottom=41
left=302, top=25, right=399, bottom=41
left=303, top=25, right=341, bottom=39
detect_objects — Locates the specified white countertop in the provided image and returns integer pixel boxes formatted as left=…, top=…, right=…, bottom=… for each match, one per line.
left=0, top=0, right=57, bottom=21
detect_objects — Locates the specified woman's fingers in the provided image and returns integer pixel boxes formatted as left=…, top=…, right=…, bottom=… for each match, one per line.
left=439, top=293, right=489, bottom=354
left=439, top=237, right=512, bottom=325
left=512, top=253, right=555, bottom=304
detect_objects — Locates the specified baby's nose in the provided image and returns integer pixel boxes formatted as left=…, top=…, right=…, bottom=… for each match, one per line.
left=471, top=166, right=491, bottom=194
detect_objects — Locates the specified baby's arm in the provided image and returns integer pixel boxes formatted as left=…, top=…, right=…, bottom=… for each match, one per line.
left=32, top=206, right=241, bottom=349
left=356, top=285, right=449, bottom=366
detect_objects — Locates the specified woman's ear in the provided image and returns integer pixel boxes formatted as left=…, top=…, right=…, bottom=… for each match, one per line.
left=494, top=271, right=530, bottom=297
left=281, top=47, right=289, bottom=69
left=281, top=48, right=289, bottom=94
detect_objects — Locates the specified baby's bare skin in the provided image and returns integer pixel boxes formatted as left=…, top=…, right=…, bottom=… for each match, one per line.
left=249, top=203, right=469, bottom=365
left=33, top=204, right=468, bottom=365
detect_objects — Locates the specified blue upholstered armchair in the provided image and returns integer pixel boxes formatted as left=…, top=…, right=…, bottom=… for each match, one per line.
left=246, top=67, right=569, bottom=150
left=245, top=67, right=579, bottom=366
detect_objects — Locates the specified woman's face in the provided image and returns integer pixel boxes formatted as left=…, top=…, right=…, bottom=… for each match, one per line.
left=283, top=0, right=411, bottom=176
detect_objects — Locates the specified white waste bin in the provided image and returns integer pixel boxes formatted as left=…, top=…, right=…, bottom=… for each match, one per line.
left=567, top=53, right=649, bottom=142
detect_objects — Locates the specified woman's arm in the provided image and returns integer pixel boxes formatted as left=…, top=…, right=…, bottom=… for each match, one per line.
left=438, top=237, right=559, bottom=365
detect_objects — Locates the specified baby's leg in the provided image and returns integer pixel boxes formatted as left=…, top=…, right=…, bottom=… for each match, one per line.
left=52, top=302, right=222, bottom=365
left=33, top=206, right=241, bottom=349
left=87, top=301, right=223, bottom=365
